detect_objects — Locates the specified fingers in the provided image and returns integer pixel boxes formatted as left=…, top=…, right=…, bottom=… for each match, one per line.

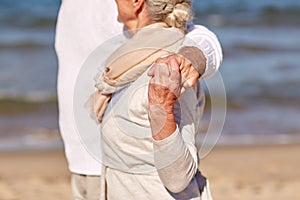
left=168, top=56, right=180, bottom=72
left=182, top=76, right=197, bottom=88
left=148, top=54, right=180, bottom=77
left=149, top=63, right=181, bottom=99
left=151, top=63, right=171, bottom=84
left=147, top=63, right=156, bottom=77
left=149, top=54, right=201, bottom=92
left=150, top=62, right=179, bottom=84
left=148, top=54, right=182, bottom=99
left=148, top=62, right=168, bottom=77
left=155, top=56, right=170, bottom=63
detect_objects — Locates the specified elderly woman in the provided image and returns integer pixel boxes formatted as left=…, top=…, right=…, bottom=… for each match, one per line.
left=93, top=0, right=219, bottom=199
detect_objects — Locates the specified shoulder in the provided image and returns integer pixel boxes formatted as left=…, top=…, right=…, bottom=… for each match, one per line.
left=186, top=24, right=219, bottom=42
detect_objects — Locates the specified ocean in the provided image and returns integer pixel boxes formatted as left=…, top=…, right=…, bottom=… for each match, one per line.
left=0, top=0, right=300, bottom=150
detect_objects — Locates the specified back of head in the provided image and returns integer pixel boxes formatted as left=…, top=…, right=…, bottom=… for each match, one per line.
left=145, top=0, right=193, bottom=32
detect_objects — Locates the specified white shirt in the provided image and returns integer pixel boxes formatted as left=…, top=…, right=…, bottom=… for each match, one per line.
left=55, top=0, right=122, bottom=175
left=55, top=0, right=223, bottom=175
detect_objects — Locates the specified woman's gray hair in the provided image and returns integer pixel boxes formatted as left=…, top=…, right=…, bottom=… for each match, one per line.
left=145, top=0, right=193, bottom=32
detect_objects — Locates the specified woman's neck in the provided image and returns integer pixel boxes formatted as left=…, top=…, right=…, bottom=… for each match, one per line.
left=125, top=11, right=154, bottom=35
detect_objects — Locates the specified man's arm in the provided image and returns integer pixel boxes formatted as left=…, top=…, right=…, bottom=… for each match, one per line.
left=184, top=24, right=223, bottom=79
left=148, top=60, right=200, bottom=193
left=155, top=24, right=223, bottom=88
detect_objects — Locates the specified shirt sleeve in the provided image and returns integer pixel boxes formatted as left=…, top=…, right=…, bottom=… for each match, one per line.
left=152, top=83, right=205, bottom=193
left=183, top=24, right=223, bottom=79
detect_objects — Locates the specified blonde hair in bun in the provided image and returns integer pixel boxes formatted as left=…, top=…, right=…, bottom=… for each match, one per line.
left=145, top=0, right=193, bottom=32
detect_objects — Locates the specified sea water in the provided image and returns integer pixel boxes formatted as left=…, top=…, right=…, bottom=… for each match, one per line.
left=0, top=0, right=300, bottom=150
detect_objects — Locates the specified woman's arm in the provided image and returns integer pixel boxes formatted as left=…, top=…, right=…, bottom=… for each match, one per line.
left=148, top=60, right=204, bottom=193
left=147, top=25, right=221, bottom=193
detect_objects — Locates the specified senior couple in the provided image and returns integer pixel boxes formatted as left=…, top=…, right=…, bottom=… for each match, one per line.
left=55, top=0, right=223, bottom=199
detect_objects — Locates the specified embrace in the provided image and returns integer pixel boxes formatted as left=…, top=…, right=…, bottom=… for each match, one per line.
left=55, top=0, right=223, bottom=199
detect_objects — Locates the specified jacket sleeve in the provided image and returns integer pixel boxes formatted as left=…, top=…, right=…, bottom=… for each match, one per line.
left=183, top=24, right=223, bottom=79
left=152, top=83, right=205, bottom=193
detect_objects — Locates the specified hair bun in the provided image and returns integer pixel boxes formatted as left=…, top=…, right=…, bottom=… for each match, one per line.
left=146, top=0, right=193, bottom=32
left=164, top=1, right=192, bottom=31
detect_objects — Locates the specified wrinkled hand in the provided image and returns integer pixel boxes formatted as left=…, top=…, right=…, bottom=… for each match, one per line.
left=154, top=54, right=200, bottom=91
left=147, top=60, right=181, bottom=112
left=147, top=60, right=181, bottom=139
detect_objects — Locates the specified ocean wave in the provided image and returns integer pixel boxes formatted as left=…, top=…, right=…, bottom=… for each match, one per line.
left=0, top=92, right=57, bottom=103
left=0, top=14, right=57, bottom=29
left=0, top=0, right=59, bottom=28
left=193, top=4, right=300, bottom=27
left=1, top=1, right=300, bottom=29
left=0, top=128, right=63, bottom=152
left=0, top=95, right=57, bottom=115
left=193, top=1, right=300, bottom=15
left=0, top=41, right=48, bottom=50
left=233, top=43, right=300, bottom=53
left=0, top=27, right=55, bottom=51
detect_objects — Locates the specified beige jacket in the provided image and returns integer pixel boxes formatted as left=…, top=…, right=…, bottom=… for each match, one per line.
left=100, top=70, right=212, bottom=199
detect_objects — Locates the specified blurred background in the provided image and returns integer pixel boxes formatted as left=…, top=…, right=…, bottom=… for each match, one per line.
left=0, top=0, right=300, bottom=199
left=1, top=0, right=299, bottom=150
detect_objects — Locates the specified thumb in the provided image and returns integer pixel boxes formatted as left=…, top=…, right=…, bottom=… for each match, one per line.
left=147, top=63, right=156, bottom=77
left=180, top=86, right=186, bottom=95
left=182, top=76, right=198, bottom=88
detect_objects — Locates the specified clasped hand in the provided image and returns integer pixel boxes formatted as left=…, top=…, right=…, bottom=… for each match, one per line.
left=147, top=54, right=199, bottom=140
left=148, top=54, right=200, bottom=110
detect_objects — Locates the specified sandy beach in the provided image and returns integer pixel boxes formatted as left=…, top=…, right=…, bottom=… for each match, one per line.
left=0, top=150, right=71, bottom=200
left=201, top=144, right=300, bottom=200
left=0, top=144, right=299, bottom=200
